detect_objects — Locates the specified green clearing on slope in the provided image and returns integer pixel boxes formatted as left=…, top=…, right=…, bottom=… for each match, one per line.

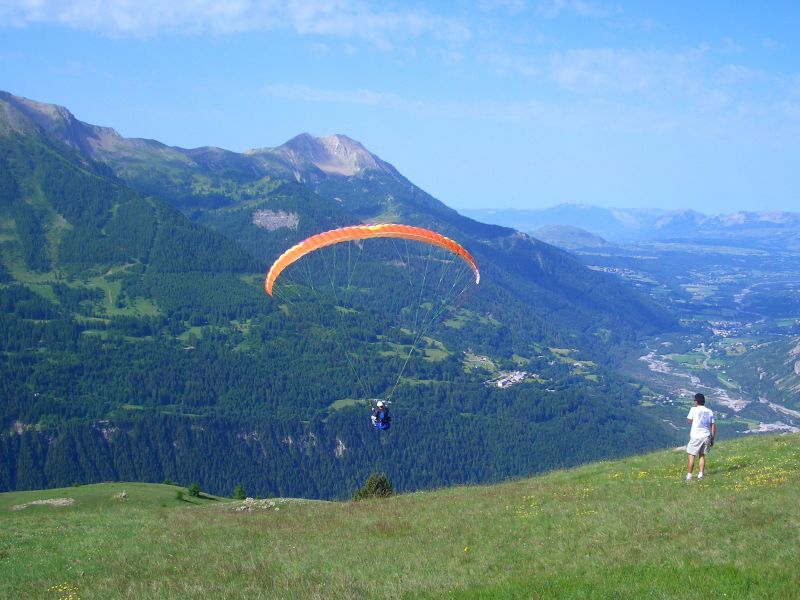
left=1, top=433, right=798, bottom=599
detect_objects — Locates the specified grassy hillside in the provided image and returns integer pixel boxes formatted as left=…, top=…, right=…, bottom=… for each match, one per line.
left=2, top=433, right=797, bottom=599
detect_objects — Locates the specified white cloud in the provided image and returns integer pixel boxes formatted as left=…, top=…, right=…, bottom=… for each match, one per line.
left=0, top=0, right=470, bottom=46
left=718, top=37, right=744, bottom=55
left=535, top=0, right=620, bottom=19
left=52, top=59, right=91, bottom=77
left=1, top=0, right=257, bottom=35
left=780, top=100, right=800, bottom=122
left=477, top=0, right=527, bottom=14
left=484, top=43, right=778, bottom=123
left=264, top=83, right=409, bottom=110
left=546, top=47, right=710, bottom=98
left=714, top=64, right=761, bottom=87
left=262, top=81, right=687, bottom=134
left=0, top=49, right=25, bottom=62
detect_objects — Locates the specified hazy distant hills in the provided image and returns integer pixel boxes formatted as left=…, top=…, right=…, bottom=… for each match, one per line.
left=480, top=201, right=800, bottom=428
left=0, top=90, right=683, bottom=497
left=531, top=225, right=611, bottom=250
left=4, top=89, right=795, bottom=248
left=465, top=204, right=800, bottom=246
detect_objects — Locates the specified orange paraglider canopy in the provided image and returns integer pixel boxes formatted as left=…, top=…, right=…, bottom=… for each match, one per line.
left=264, top=223, right=480, bottom=296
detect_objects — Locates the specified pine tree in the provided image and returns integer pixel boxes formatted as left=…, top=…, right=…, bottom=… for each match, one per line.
left=353, top=473, right=395, bottom=501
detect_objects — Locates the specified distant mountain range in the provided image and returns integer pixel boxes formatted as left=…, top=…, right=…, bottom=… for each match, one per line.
left=0, top=89, right=674, bottom=341
left=1, top=91, right=401, bottom=202
left=464, top=204, right=800, bottom=244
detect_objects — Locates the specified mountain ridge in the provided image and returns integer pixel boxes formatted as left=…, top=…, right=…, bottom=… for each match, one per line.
left=250, top=132, right=403, bottom=180
left=1, top=90, right=684, bottom=498
left=465, top=203, right=800, bottom=243
left=0, top=90, right=676, bottom=340
left=5, top=89, right=796, bottom=240
left=1, top=91, right=400, bottom=185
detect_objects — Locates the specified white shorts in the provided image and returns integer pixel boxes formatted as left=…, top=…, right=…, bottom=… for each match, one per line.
left=687, top=436, right=710, bottom=456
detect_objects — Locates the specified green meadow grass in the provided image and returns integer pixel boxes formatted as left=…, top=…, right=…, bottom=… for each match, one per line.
left=329, top=398, right=365, bottom=411
left=1, top=434, right=798, bottom=599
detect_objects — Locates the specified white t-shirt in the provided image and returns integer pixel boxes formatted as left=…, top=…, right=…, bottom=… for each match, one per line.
left=687, top=405, right=714, bottom=438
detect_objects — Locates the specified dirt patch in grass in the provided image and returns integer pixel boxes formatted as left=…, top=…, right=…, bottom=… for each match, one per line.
left=10, top=498, right=75, bottom=511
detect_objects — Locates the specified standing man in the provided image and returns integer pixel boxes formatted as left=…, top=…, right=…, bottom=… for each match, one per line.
left=686, top=392, right=715, bottom=481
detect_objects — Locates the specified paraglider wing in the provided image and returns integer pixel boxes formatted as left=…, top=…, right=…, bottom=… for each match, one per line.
left=264, top=224, right=480, bottom=296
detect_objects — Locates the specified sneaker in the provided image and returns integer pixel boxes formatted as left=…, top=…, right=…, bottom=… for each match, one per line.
left=698, top=472, right=704, bottom=480
left=686, top=473, right=692, bottom=481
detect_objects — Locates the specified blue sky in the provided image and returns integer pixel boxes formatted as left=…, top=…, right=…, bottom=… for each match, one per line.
left=2, top=1, right=799, bottom=214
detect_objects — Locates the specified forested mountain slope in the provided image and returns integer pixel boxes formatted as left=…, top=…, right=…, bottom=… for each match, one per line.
left=1, top=91, right=674, bottom=353
left=1, top=91, right=682, bottom=497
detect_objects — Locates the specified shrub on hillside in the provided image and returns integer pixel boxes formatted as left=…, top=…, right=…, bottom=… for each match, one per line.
left=233, top=484, right=246, bottom=500
left=353, top=473, right=395, bottom=501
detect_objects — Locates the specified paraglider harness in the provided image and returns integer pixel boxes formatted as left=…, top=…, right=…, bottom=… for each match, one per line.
left=370, top=401, right=391, bottom=430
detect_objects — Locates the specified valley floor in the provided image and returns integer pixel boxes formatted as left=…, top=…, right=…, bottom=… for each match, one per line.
left=635, top=334, right=800, bottom=436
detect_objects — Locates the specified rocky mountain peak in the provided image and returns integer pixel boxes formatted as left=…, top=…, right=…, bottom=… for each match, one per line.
left=0, top=90, right=128, bottom=156
left=1, top=91, right=71, bottom=131
left=653, top=209, right=704, bottom=229
left=274, top=133, right=389, bottom=177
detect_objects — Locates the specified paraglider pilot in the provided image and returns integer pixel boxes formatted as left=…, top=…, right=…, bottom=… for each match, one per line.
left=371, top=400, right=391, bottom=430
